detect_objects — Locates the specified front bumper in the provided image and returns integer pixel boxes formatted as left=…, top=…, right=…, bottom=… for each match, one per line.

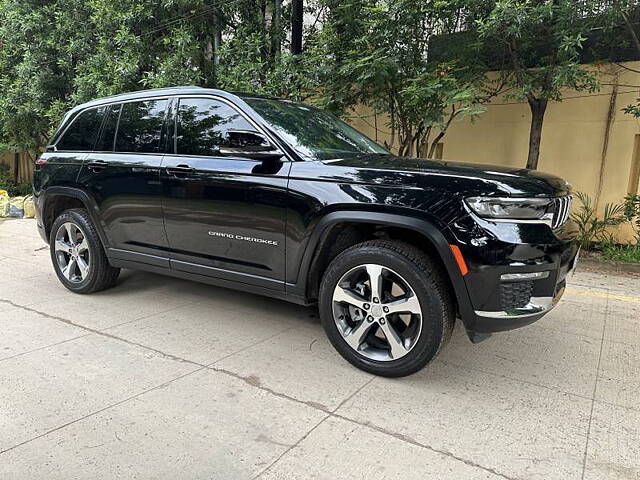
left=471, top=274, right=569, bottom=335
left=447, top=215, right=579, bottom=340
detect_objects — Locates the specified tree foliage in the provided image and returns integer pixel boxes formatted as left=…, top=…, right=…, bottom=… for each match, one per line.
left=0, top=0, right=632, bottom=167
left=317, top=0, right=500, bottom=157
left=477, top=0, right=601, bottom=169
left=0, top=0, right=319, bottom=156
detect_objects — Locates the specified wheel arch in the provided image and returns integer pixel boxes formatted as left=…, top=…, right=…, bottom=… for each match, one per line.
left=293, top=211, right=475, bottom=323
left=40, top=187, right=110, bottom=247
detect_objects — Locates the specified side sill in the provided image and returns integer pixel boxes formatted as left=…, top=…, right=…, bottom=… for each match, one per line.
left=108, top=258, right=311, bottom=307
left=107, top=248, right=170, bottom=268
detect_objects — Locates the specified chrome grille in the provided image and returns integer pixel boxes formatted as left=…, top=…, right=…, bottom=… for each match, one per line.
left=551, top=195, right=572, bottom=229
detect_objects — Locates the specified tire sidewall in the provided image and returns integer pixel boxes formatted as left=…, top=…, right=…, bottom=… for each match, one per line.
left=49, top=210, right=101, bottom=293
left=319, top=244, right=448, bottom=377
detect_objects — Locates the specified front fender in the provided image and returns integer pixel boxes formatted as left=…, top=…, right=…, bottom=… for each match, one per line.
left=287, top=210, right=475, bottom=325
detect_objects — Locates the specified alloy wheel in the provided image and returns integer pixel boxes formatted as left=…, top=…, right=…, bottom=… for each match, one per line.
left=332, top=263, right=423, bottom=361
left=54, top=222, right=91, bottom=283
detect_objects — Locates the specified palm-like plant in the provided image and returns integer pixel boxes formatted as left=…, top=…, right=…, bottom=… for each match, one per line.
left=623, top=193, right=640, bottom=245
left=570, top=192, right=626, bottom=249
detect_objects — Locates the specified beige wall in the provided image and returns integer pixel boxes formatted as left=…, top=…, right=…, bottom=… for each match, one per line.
left=348, top=62, right=640, bottom=243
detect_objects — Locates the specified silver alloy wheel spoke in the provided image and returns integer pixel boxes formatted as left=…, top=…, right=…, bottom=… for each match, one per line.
left=385, top=295, right=421, bottom=315
left=378, top=320, right=408, bottom=359
left=365, top=264, right=384, bottom=301
left=62, top=258, right=77, bottom=280
left=65, top=223, right=76, bottom=245
left=333, top=286, right=367, bottom=309
left=77, top=238, right=89, bottom=254
left=343, top=320, right=376, bottom=351
left=54, top=240, right=72, bottom=254
left=77, top=256, right=90, bottom=278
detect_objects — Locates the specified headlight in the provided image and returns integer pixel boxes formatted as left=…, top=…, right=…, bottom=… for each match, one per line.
left=465, top=196, right=554, bottom=223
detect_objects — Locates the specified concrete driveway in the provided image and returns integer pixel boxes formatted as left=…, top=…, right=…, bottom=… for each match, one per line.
left=1, top=217, right=639, bottom=480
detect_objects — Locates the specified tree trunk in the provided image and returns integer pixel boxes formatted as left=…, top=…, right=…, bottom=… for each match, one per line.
left=272, top=0, right=282, bottom=60
left=526, top=96, right=548, bottom=170
left=213, top=13, right=222, bottom=68
left=204, top=10, right=223, bottom=87
left=291, top=0, right=303, bottom=55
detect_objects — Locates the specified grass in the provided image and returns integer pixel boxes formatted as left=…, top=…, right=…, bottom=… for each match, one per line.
left=601, top=244, right=640, bottom=263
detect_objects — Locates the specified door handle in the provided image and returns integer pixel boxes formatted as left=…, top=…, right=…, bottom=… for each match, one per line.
left=166, top=164, right=195, bottom=176
left=87, top=160, right=108, bottom=172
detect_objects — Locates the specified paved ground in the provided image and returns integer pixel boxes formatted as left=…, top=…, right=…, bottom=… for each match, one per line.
left=0, top=218, right=639, bottom=480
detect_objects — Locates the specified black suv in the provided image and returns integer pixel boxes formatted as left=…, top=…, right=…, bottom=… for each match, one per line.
left=34, top=87, right=578, bottom=377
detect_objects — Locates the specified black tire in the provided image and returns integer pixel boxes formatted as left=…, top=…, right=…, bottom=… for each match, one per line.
left=49, top=208, right=120, bottom=294
left=319, top=240, right=454, bottom=377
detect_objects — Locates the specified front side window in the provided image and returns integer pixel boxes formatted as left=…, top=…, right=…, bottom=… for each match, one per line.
left=243, top=98, right=389, bottom=160
left=115, top=99, right=168, bottom=153
left=176, top=98, right=258, bottom=156
left=56, top=107, right=106, bottom=151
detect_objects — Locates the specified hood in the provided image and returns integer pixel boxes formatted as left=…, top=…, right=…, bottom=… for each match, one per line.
left=323, top=154, right=571, bottom=197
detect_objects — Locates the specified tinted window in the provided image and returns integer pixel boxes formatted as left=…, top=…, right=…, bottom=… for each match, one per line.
left=95, top=103, right=122, bottom=152
left=56, top=107, right=105, bottom=151
left=176, top=98, right=257, bottom=156
left=115, top=99, right=168, bottom=153
left=244, top=98, right=388, bottom=160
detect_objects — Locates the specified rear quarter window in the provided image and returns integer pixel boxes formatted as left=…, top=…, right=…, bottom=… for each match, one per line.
left=56, top=107, right=106, bottom=151
left=94, top=103, right=122, bottom=152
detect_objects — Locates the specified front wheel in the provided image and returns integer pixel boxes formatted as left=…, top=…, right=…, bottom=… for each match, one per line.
left=50, top=208, right=120, bottom=294
left=318, top=240, right=454, bottom=377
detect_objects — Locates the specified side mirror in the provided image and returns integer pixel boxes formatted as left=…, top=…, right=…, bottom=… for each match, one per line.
left=219, top=130, right=283, bottom=160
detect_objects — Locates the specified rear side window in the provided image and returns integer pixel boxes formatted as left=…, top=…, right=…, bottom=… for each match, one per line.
left=95, top=103, right=122, bottom=152
left=115, top=99, right=168, bottom=153
left=56, top=107, right=105, bottom=151
left=176, top=98, right=257, bottom=156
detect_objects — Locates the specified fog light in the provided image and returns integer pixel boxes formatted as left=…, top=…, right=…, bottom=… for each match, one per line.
left=501, top=271, right=550, bottom=281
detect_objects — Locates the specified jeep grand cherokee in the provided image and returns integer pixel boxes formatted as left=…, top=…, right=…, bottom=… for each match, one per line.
left=33, top=86, right=579, bottom=377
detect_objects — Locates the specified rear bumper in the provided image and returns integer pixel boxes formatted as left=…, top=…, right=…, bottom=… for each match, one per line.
left=33, top=194, right=48, bottom=244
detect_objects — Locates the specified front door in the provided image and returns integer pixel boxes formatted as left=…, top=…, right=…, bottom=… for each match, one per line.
left=78, top=98, right=170, bottom=266
left=161, top=96, right=290, bottom=290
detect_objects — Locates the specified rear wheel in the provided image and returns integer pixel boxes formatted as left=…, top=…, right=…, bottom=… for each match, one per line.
left=319, top=240, right=454, bottom=377
left=50, top=208, right=120, bottom=293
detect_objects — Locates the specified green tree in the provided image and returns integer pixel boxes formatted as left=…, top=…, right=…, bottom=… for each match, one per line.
left=0, top=0, right=317, bottom=159
left=317, top=0, right=499, bottom=158
left=477, top=0, right=600, bottom=170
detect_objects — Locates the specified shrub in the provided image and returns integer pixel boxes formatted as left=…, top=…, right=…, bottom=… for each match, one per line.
left=602, top=244, right=640, bottom=263
left=569, top=192, right=626, bottom=249
left=623, top=193, right=640, bottom=245
left=0, top=163, right=31, bottom=196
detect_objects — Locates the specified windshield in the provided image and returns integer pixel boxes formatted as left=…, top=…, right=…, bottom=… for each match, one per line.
left=243, top=98, right=389, bottom=160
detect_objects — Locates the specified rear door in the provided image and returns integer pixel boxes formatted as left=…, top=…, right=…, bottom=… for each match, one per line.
left=77, top=97, right=171, bottom=266
left=161, top=96, right=290, bottom=289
